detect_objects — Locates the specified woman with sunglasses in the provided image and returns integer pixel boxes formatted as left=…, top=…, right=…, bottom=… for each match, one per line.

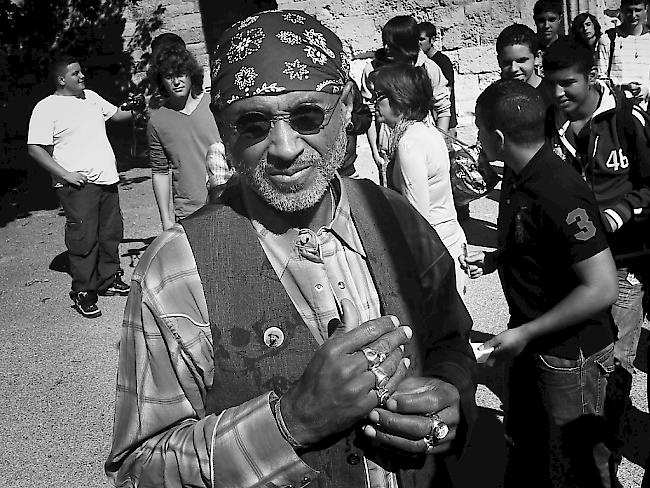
left=372, top=63, right=467, bottom=297
left=147, top=45, right=229, bottom=230
left=360, top=15, right=451, bottom=185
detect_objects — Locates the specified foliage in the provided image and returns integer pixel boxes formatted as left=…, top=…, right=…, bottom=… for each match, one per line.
left=0, top=0, right=164, bottom=166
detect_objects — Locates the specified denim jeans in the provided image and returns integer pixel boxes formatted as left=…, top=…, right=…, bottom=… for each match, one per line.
left=504, top=343, right=615, bottom=488
left=610, top=267, right=645, bottom=373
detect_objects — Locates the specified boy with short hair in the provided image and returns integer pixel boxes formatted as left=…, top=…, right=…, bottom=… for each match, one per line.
left=418, top=21, right=469, bottom=219
left=544, top=36, right=650, bottom=486
left=463, top=79, right=617, bottom=487
left=27, top=55, right=135, bottom=318
left=597, top=0, right=650, bottom=109
left=534, top=0, right=564, bottom=51
left=496, top=23, right=554, bottom=107
left=418, top=21, right=458, bottom=134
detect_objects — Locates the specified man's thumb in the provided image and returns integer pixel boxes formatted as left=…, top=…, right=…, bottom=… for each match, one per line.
left=328, top=298, right=359, bottom=338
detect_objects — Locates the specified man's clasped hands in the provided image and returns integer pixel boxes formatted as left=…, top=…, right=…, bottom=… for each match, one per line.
left=280, top=298, right=460, bottom=456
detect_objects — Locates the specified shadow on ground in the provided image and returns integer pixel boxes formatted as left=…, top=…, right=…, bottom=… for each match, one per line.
left=122, top=236, right=156, bottom=269
left=449, top=406, right=507, bottom=488
left=0, top=167, right=60, bottom=228
left=49, top=251, right=71, bottom=275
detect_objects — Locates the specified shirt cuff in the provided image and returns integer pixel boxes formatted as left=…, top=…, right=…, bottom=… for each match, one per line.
left=604, top=208, right=624, bottom=231
left=210, top=392, right=318, bottom=488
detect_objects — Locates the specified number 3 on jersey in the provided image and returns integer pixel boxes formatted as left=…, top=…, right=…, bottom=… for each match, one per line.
left=566, top=208, right=596, bottom=241
left=605, top=149, right=629, bottom=171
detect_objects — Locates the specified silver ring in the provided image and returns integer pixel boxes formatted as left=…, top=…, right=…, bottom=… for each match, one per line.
left=376, top=386, right=391, bottom=406
left=362, top=347, right=387, bottom=369
left=370, top=365, right=390, bottom=388
left=423, top=434, right=436, bottom=454
left=426, top=414, right=449, bottom=441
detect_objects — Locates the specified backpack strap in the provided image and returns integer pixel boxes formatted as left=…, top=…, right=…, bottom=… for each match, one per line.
left=606, top=28, right=617, bottom=79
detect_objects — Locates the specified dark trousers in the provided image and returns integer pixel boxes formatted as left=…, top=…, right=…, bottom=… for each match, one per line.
left=504, top=345, right=615, bottom=488
left=56, top=183, right=123, bottom=297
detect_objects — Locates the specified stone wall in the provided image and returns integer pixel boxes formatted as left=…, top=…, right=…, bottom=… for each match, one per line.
left=121, top=0, right=544, bottom=140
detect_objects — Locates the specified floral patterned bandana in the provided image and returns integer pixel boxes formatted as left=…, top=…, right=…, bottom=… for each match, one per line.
left=211, top=10, right=350, bottom=109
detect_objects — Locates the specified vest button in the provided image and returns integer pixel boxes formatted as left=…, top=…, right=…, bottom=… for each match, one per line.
left=263, top=327, right=285, bottom=347
left=347, top=453, right=360, bottom=465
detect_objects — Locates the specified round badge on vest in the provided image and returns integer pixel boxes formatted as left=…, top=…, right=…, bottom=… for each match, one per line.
left=263, top=326, right=285, bottom=348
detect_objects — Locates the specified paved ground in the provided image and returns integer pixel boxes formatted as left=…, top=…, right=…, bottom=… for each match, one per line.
left=0, top=147, right=647, bottom=487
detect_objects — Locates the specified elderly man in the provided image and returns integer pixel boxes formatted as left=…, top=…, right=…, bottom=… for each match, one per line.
left=106, top=11, right=476, bottom=488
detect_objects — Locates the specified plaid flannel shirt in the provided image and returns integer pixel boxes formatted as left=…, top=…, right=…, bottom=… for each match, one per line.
left=106, top=179, right=475, bottom=488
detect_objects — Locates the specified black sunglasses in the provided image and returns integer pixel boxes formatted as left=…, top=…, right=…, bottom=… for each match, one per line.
left=230, top=96, right=341, bottom=144
left=371, top=91, right=388, bottom=104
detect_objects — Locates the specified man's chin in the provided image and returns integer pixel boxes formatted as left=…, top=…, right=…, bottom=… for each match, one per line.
left=257, top=181, right=330, bottom=213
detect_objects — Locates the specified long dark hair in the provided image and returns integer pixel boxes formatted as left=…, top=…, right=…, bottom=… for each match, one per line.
left=570, top=13, right=602, bottom=49
left=370, top=63, right=433, bottom=121
left=147, top=46, right=204, bottom=100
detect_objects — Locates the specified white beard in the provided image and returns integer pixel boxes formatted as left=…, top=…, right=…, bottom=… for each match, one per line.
left=233, top=120, right=348, bottom=213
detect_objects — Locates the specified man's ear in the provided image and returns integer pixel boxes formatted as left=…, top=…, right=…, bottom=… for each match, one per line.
left=495, top=129, right=506, bottom=151
left=339, top=80, right=355, bottom=127
left=588, top=66, right=598, bottom=85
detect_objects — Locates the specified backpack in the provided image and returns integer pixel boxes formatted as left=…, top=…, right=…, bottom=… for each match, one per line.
left=438, top=129, right=501, bottom=206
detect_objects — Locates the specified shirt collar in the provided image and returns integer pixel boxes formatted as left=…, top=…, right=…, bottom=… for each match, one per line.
left=179, top=92, right=204, bottom=116
left=243, top=174, right=366, bottom=276
left=511, top=143, right=554, bottom=186
left=554, top=81, right=613, bottom=130
left=415, top=50, right=427, bottom=67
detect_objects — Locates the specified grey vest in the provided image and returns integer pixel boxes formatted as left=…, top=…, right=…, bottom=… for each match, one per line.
left=183, top=179, right=440, bottom=487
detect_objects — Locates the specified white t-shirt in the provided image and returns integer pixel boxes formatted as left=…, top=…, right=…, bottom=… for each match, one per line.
left=27, top=89, right=119, bottom=185
left=597, top=30, right=650, bottom=107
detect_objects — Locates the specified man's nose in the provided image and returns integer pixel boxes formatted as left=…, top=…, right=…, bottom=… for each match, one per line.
left=267, top=119, right=303, bottom=163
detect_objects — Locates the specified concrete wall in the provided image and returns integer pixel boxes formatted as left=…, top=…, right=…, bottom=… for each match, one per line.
left=121, top=0, right=543, bottom=140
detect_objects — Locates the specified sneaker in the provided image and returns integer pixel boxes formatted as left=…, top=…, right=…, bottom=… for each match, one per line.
left=71, top=291, right=102, bottom=318
left=100, top=273, right=131, bottom=296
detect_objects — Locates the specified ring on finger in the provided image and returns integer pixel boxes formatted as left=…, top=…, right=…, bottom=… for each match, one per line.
left=362, top=347, right=387, bottom=369
left=376, top=386, right=391, bottom=406
left=423, top=434, right=437, bottom=454
left=425, top=413, right=449, bottom=441
left=370, top=365, right=390, bottom=388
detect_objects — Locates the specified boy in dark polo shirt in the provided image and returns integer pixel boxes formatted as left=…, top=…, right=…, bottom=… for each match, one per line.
left=461, top=79, right=617, bottom=487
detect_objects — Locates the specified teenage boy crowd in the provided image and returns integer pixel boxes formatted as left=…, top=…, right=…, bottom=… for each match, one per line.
left=25, top=1, right=649, bottom=487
